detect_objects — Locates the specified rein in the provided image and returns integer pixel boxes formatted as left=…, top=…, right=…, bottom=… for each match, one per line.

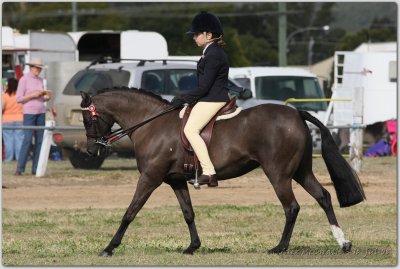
left=82, top=104, right=178, bottom=147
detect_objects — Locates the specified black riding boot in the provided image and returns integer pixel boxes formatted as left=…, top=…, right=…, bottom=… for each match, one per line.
left=188, top=174, right=218, bottom=187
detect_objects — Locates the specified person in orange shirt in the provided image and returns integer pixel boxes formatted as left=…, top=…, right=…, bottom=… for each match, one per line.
left=2, top=78, right=24, bottom=162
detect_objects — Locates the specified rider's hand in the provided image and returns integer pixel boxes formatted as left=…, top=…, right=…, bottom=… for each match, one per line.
left=171, top=96, right=186, bottom=108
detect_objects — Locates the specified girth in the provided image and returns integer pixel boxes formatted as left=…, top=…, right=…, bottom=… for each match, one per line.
left=179, top=97, right=237, bottom=175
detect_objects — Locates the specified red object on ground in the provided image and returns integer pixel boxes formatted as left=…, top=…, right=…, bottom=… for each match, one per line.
left=386, top=120, right=397, bottom=156
left=391, top=140, right=397, bottom=156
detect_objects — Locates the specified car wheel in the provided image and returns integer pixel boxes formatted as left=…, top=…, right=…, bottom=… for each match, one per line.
left=69, top=150, right=106, bottom=169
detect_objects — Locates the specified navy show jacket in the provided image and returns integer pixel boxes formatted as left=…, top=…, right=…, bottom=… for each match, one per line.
left=183, top=42, right=230, bottom=104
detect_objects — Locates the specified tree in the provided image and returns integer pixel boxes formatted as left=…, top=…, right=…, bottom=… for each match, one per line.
left=335, top=24, right=396, bottom=52
left=2, top=2, right=396, bottom=67
left=223, top=28, right=250, bottom=67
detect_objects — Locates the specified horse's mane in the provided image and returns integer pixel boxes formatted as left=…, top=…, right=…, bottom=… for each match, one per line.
left=96, top=87, right=171, bottom=105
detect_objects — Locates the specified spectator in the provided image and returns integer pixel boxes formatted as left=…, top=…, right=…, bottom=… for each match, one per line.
left=2, top=78, right=24, bottom=162
left=15, top=58, right=52, bottom=176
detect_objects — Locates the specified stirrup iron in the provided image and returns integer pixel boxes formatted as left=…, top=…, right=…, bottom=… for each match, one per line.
left=193, top=168, right=200, bottom=190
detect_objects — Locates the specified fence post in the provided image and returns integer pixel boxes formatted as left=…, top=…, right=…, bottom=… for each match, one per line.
left=350, top=87, right=363, bottom=172
left=35, top=120, right=54, bottom=177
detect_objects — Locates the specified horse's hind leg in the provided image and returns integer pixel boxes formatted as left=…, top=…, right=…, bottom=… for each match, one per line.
left=100, top=174, right=163, bottom=257
left=267, top=177, right=300, bottom=253
left=293, top=172, right=352, bottom=252
left=167, top=179, right=201, bottom=254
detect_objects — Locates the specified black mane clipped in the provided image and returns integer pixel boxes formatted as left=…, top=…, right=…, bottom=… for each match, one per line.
left=95, top=86, right=171, bottom=105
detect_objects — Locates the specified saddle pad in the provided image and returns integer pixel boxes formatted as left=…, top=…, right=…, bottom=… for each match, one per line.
left=179, top=105, right=242, bottom=120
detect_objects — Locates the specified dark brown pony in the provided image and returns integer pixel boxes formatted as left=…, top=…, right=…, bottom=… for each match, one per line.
left=80, top=87, right=365, bottom=257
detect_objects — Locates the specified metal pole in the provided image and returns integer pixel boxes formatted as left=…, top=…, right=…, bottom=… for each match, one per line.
left=307, top=36, right=314, bottom=67
left=350, top=86, right=364, bottom=172
left=72, top=2, right=77, bottom=32
left=278, top=2, right=287, bottom=66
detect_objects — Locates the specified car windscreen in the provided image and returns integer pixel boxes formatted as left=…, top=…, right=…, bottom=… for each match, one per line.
left=63, top=69, right=130, bottom=95
left=141, top=69, right=197, bottom=96
left=140, top=69, right=244, bottom=98
left=254, top=76, right=327, bottom=111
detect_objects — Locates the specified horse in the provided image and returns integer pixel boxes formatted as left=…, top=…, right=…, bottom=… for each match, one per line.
left=80, top=87, right=365, bottom=257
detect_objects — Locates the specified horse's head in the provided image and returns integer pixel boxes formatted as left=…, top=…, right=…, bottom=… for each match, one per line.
left=80, top=91, right=114, bottom=157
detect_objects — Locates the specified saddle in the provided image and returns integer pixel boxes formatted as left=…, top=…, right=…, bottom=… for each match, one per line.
left=179, top=97, right=239, bottom=175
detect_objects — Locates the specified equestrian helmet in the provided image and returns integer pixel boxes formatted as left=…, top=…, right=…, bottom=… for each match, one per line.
left=186, top=11, right=223, bottom=35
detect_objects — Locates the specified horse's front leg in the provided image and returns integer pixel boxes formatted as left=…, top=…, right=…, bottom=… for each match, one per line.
left=166, top=179, right=201, bottom=254
left=100, top=173, right=162, bottom=257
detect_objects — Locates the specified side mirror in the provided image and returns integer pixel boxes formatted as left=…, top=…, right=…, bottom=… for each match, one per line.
left=239, top=88, right=252, bottom=100
left=227, top=85, right=253, bottom=100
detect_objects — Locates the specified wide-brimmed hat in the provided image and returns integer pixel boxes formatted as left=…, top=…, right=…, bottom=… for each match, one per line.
left=26, top=57, right=47, bottom=69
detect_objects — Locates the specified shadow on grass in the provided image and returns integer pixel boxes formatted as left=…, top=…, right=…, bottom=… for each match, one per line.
left=153, top=246, right=233, bottom=254
left=99, top=166, right=138, bottom=171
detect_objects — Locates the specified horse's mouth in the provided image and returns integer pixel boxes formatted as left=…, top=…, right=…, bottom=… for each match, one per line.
left=87, top=144, right=109, bottom=157
left=87, top=146, right=101, bottom=157
left=86, top=149, right=98, bottom=157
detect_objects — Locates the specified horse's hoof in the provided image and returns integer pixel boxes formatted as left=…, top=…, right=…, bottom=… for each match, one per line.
left=267, top=245, right=288, bottom=254
left=183, top=249, right=194, bottom=255
left=341, top=241, right=352, bottom=253
left=99, top=250, right=113, bottom=257
left=183, top=244, right=200, bottom=255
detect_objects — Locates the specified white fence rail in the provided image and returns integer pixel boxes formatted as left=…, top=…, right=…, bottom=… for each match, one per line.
left=1, top=120, right=83, bottom=177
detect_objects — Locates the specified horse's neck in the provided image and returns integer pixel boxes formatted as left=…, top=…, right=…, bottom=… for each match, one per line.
left=103, top=92, right=167, bottom=129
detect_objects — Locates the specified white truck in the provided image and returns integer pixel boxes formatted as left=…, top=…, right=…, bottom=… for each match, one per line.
left=229, top=66, right=327, bottom=119
left=229, top=67, right=328, bottom=152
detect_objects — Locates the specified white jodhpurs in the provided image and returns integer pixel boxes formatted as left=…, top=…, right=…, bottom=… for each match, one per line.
left=184, top=101, right=226, bottom=175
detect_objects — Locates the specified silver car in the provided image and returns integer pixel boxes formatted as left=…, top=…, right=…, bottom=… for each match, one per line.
left=53, top=59, right=250, bottom=169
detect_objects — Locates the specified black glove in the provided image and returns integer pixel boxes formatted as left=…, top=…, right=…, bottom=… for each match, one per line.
left=171, top=96, right=186, bottom=108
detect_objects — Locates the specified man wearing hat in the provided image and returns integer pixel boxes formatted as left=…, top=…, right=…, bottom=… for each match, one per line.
left=15, top=57, right=51, bottom=175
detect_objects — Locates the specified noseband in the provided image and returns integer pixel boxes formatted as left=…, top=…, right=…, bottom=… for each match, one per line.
left=81, top=102, right=178, bottom=147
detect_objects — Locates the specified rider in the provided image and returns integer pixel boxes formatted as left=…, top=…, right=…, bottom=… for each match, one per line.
left=171, top=11, right=230, bottom=187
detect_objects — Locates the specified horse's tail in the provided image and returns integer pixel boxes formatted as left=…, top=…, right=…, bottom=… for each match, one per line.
left=298, top=110, right=366, bottom=207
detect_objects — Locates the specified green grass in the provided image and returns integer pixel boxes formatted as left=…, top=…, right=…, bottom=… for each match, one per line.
left=2, top=203, right=397, bottom=266
left=2, top=157, right=397, bottom=265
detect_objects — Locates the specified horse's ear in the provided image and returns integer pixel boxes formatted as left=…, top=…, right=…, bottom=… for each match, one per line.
left=80, top=91, right=91, bottom=107
left=81, top=91, right=90, bottom=101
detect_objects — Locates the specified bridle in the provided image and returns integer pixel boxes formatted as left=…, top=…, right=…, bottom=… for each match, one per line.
left=81, top=103, right=177, bottom=147
left=81, top=104, right=115, bottom=146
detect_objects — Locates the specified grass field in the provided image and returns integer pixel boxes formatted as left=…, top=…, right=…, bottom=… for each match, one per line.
left=2, top=203, right=397, bottom=266
left=1, top=157, right=397, bottom=266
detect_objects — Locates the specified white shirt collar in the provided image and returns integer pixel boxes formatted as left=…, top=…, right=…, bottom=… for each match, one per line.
left=203, top=42, right=213, bottom=55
